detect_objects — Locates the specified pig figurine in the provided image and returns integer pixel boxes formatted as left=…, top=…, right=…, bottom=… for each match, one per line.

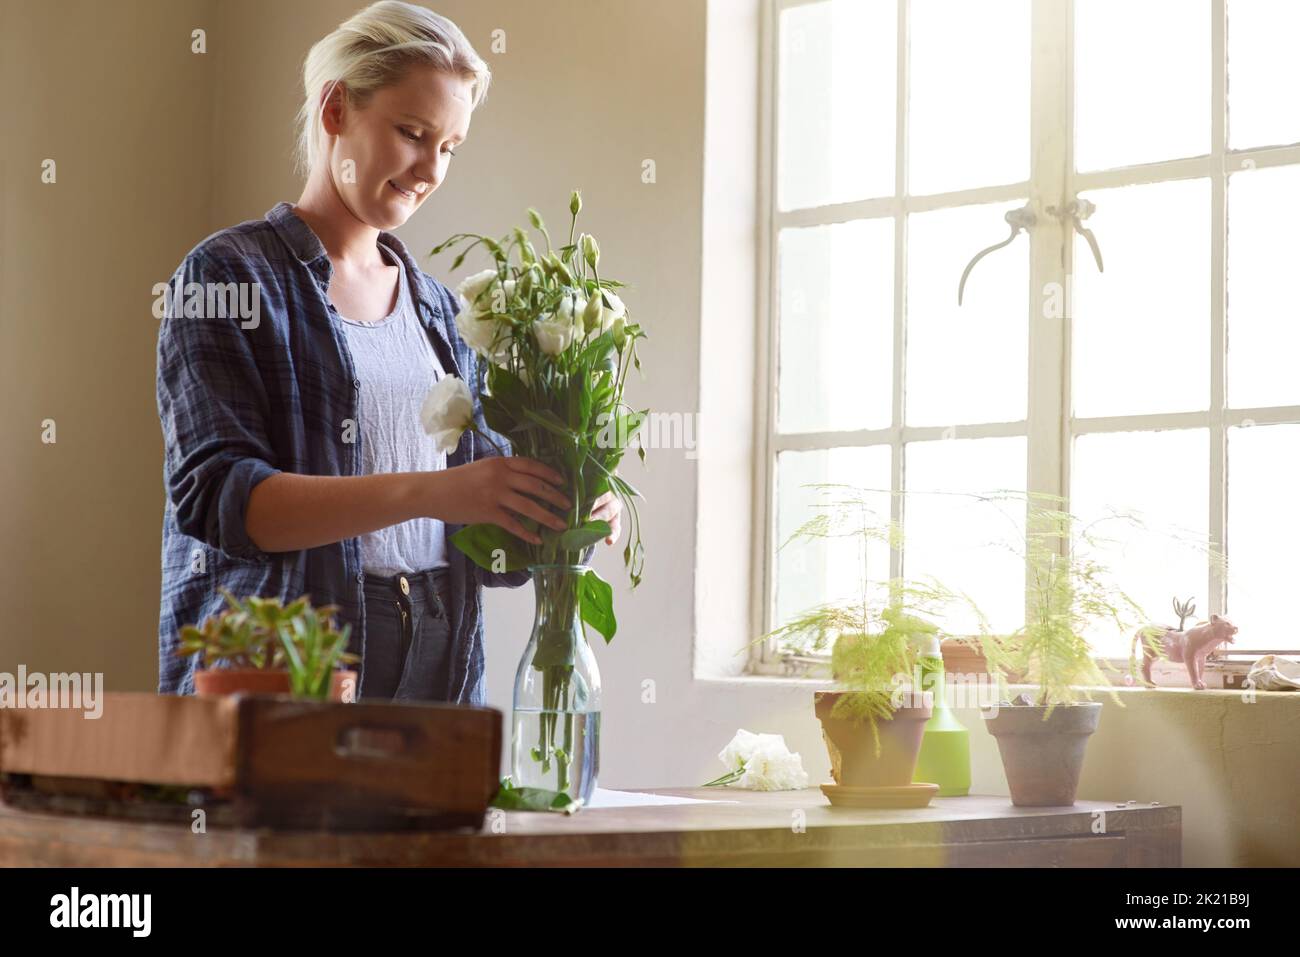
left=1132, top=614, right=1238, bottom=689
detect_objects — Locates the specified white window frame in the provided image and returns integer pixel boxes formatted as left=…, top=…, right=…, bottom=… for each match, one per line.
left=751, top=0, right=1300, bottom=679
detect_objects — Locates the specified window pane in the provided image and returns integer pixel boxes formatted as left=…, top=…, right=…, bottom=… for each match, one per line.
left=1072, top=180, right=1210, bottom=418
left=1227, top=164, right=1300, bottom=408
left=1227, top=424, right=1300, bottom=650
left=778, top=220, right=894, bottom=433
left=906, top=202, right=1028, bottom=426
left=904, top=437, right=1027, bottom=636
left=1071, top=429, right=1210, bottom=658
left=778, top=0, right=896, bottom=211
left=909, top=0, right=1029, bottom=195
left=1075, top=0, right=1209, bottom=172
left=1228, top=0, right=1300, bottom=149
left=774, top=446, right=893, bottom=653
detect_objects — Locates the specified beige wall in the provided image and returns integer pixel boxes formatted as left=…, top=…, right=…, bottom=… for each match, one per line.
left=1, top=0, right=214, bottom=685
left=2, top=0, right=1294, bottom=867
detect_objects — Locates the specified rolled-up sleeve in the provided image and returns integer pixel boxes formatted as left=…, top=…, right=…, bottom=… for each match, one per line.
left=156, top=250, right=282, bottom=562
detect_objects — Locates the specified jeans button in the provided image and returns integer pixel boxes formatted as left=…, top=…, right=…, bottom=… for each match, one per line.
left=399, top=575, right=410, bottom=596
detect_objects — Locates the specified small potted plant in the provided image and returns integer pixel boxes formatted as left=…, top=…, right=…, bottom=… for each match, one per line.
left=975, top=493, right=1145, bottom=807
left=276, top=601, right=360, bottom=700
left=819, top=604, right=939, bottom=784
left=755, top=485, right=980, bottom=806
left=178, top=589, right=358, bottom=701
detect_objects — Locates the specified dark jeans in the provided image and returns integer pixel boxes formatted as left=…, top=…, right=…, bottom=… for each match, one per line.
left=360, top=567, right=453, bottom=702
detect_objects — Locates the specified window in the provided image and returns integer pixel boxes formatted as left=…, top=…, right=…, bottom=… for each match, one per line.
left=756, top=0, right=1300, bottom=674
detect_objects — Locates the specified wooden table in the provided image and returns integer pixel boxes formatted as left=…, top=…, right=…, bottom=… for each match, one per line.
left=0, top=788, right=1180, bottom=867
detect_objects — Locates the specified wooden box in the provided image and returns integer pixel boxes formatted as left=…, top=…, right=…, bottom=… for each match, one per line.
left=0, top=692, right=501, bottom=831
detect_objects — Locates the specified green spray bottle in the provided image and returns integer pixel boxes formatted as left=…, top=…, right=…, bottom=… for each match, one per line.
left=911, top=634, right=971, bottom=796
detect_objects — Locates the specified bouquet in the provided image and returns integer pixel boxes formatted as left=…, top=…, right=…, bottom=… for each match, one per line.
left=421, top=189, right=648, bottom=641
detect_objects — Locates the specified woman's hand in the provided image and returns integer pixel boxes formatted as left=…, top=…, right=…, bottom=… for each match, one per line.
left=421, top=456, right=571, bottom=546
left=588, top=490, right=623, bottom=545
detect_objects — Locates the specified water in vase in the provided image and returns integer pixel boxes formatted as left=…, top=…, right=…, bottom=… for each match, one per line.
left=511, top=708, right=601, bottom=804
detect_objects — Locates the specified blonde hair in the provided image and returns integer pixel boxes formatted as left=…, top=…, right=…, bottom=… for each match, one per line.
left=295, top=1, right=491, bottom=177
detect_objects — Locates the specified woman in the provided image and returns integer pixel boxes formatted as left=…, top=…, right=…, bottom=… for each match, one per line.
left=155, top=1, right=621, bottom=705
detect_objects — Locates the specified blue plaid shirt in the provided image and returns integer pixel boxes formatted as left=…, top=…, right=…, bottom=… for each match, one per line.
left=155, top=201, right=558, bottom=705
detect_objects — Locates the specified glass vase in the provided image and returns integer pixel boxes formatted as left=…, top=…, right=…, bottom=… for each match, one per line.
left=510, top=564, right=602, bottom=804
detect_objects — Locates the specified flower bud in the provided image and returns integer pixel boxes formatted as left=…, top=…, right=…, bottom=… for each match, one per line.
left=583, top=234, right=600, bottom=270
left=570, top=190, right=582, bottom=216
left=582, top=294, right=603, bottom=334
left=549, top=252, right=573, bottom=285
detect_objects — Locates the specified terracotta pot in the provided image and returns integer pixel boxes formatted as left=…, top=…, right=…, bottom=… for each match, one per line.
left=940, top=640, right=989, bottom=676
left=814, top=691, right=933, bottom=788
left=940, top=639, right=1027, bottom=683
left=984, top=702, right=1101, bottom=806
left=192, top=668, right=357, bottom=702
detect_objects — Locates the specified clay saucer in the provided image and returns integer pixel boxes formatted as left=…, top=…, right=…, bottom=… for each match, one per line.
left=820, top=782, right=940, bottom=809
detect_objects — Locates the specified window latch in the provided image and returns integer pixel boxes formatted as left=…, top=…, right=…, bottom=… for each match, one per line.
left=1046, top=197, right=1105, bottom=274
left=957, top=204, right=1036, bottom=305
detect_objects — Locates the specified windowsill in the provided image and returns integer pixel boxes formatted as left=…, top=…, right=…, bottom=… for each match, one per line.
left=733, top=648, right=1294, bottom=690
left=704, top=671, right=1300, bottom=701
left=695, top=674, right=837, bottom=690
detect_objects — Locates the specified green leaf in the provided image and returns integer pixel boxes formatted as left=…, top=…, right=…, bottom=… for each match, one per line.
left=577, top=330, right=617, bottom=366
left=593, top=410, right=645, bottom=452
left=558, top=520, right=611, bottom=552
left=481, top=393, right=515, bottom=437
left=487, top=365, right=531, bottom=410
left=489, top=781, right=582, bottom=814
left=451, top=523, right=532, bottom=572
left=522, top=407, right=577, bottom=442
left=580, top=569, right=617, bottom=643
left=583, top=471, right=611, bottom=506
left=609, top=472, right=644, bottom=500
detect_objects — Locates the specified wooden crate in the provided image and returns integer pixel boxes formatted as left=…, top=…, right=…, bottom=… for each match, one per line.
left=0, top=692, right=501, bottom=832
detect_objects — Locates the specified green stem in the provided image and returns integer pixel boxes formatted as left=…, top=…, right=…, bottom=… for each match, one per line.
left=471, top=425, right=508, bottom=458
left=702, top=768, right=745, bottom=788
left=529, top=568, right=581, bottom=793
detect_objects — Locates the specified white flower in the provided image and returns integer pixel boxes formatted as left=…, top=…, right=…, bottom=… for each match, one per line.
left=556, top=292, right=588, bottom=327
left=420, top=374, right=475, bottom=455
left=716, top=729, right=809, bottom=791
left=454, top=268, right=498, bottom=309
left=583, top=289, right=626, bottom=336
left=737, top=748, right=810, bottom=791
left=532, top=315, right=575, bottom=356
left=454, top=298, right=512, bottom=366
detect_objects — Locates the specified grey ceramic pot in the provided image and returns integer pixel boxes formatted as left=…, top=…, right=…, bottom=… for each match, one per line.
left=984, top=702, right=1101, bottom=806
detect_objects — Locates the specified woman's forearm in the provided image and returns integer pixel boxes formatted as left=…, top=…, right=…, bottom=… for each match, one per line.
left=245, top=471, right=429, bottom=554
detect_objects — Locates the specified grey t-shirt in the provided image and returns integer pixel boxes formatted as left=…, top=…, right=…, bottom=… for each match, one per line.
left=338, top=242, right=450, bottom=574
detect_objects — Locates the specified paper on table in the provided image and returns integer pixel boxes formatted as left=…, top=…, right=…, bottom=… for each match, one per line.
left=584, top=787, right=741, bottom=808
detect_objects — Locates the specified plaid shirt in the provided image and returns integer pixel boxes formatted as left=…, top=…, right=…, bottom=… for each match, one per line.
left=155, top=201, right=561, bottom=705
